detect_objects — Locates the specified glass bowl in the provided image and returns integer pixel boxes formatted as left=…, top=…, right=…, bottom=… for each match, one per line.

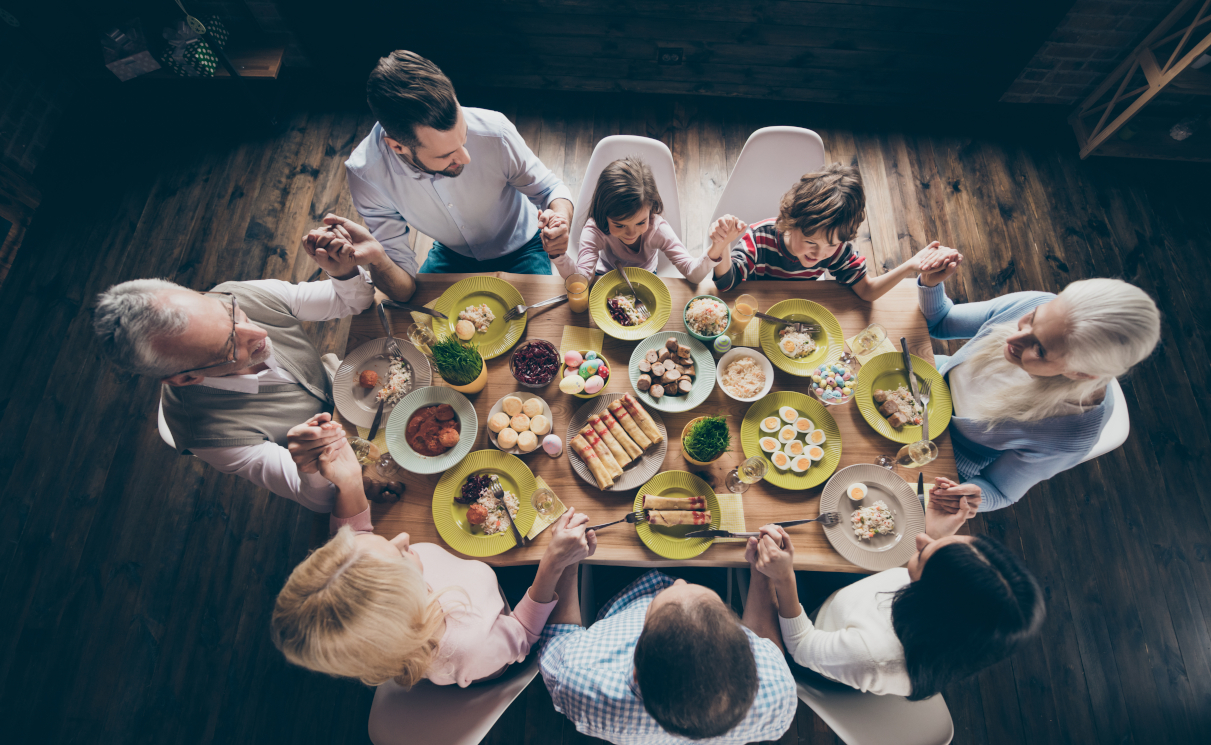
left=809, top=353, right=860, bottom=406
left=509, top=339, right=560, bottom=388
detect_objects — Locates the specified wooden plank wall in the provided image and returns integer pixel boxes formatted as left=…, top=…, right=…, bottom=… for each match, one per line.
left=280, top=0, right=1073, bottom=106
left=0, top=83, right=1208, bottom=745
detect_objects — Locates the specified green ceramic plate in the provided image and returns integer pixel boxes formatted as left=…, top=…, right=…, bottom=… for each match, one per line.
left=588, top=267, right=672, bottom=341
left=855, top=352, right=952, bottom=444
left=432, top=277, right=527, bottom=360
left=741, top=391, right=841, bottom=490
left=432, top=450, right=537, bottom=557
left=634, top=471, right=721, bottom=559
left=758, top=299, right=843, bottom=376
left=385, top=387, right=478, bottom=475
left=627, top=332, right=716, bottom=413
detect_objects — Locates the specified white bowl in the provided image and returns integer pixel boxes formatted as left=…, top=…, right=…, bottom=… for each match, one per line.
left=715, top=348, right=775, bottom=403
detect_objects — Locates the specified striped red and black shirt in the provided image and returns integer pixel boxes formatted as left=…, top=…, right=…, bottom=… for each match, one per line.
left=716, top=218, right=867, bottom=291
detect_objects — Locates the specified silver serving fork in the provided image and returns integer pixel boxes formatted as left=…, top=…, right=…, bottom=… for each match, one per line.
left=586, top=510, right=649, bottom=532
left=618, top=268, right=651, bottom=321
left=751, top=309, right=820, bottom=335
left=376, top=302, right=405, bottom=359
left=504, top=294, right=568, bottom=322
left=490, top=476, right=527, bottom=548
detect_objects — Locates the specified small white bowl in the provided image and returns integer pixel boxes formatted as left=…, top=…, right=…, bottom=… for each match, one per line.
left=715, top=348, right=775, bottom=403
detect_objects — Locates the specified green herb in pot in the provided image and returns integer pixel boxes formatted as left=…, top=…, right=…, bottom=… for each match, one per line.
left=683, top=415, right=730, bottom=462
left=431, top=336, right=483, bottom=386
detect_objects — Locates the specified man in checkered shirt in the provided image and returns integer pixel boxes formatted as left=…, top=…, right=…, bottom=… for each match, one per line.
left=537, top=567, right=796, bottom=744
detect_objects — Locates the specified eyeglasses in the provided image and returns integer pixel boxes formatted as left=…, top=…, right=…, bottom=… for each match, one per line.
left=165, top=292, right=240, bottom=377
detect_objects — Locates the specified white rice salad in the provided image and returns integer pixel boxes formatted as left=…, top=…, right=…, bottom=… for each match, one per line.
left=778, top=328, right=818, bottom=359
left=458, top=303, right=496, bottom=333
left=477, top=489, right=520, bottom=536
left=851, top=501, right=895, bottom=540
left=721, top=356, right=766, bottom=398
left=375, top=356, right=412, bottom=406
left=685, top=297, right=728, bottom=336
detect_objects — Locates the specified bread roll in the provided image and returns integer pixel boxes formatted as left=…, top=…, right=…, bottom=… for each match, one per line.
left=530, top=414, right=551, bottom=436
left=488, top=412, right=511, bottom=433
left=523, top=397, right=543, bottom=418
left=510, top=413, right=531, bottom=432
left=502, top=396, right=523, bottom=417
left=498, top=428, right=518, bottom=449
left=517, top=431, right=538, bottom=452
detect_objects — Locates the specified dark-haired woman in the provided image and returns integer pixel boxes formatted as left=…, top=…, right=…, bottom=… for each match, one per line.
left=745, top=489, right=1044, bottom=698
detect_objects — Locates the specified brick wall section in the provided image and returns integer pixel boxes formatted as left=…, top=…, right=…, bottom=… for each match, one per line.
left=0, top=62, right=70, bottom=177
left=1000, top=0, right=1180, bottom=104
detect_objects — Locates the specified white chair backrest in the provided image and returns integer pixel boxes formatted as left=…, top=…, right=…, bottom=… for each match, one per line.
left=796, top=679, right=954, bottom=745
left=570, top=135, right=684, bottom=278
left=368, top=655, right=540, bottom=745
left=1080, top=378, right=1129, bottom=463
left=707, top=126, right=827, bottom=241
left=157, top=397, right=176, bottom=450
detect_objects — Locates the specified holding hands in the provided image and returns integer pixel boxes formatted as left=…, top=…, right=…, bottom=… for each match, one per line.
left=544, top=508, right=598, bottom=569
left=287, top=412, right=347, bottom=474
left=915, top=241, right=964, bottom=287
left=302, top=214, right=386, bottom=279
left=707, top=214, right=748, bottom=261
left=538, top=208, right=570, bottom=258
left=926, top=477, right=980, bottom=536
left=746, top=525, right=795, bottom=585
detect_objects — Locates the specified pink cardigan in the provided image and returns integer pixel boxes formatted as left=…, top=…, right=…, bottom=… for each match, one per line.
left=331, top=509, right=556, bottom=687
left=556, top=214, right=718, bottom=282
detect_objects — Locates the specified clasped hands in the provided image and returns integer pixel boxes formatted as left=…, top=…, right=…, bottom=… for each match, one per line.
left=287, top=412, right=404, bottom=502
left=301, top=214, right=387, bottom=279
left=537, top=207, right=570, bottom=258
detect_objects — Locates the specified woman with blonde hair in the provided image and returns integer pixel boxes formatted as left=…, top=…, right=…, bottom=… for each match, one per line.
left=272, top=414, right=596, bottom=687
left=916, top=257, right=1160, bottom=512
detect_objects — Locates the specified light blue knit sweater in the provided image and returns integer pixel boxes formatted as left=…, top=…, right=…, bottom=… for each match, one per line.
left=919, top=280, right=1112, bottom=512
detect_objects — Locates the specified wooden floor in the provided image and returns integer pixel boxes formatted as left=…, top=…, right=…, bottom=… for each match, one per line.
left=1, top=82, right=1208, bottom=745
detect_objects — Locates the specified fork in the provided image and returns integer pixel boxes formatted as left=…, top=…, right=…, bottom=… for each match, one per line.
left=751, top=310, right=820, bottom=335
left=587, top=510, right=649, bottom=532
left=618, top=268, right=652, bottom=321
left=376, top=302, right=405, bottom=359
left=490, top=476, right=527, bottom=548
left=504, top=294, right=568, bottom=322
left=916, top=378, right=932, bottom=441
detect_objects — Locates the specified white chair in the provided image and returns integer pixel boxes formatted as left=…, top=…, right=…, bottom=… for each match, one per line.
left=795, top=678, right=954, bottom=745
left=1080, top=378, right=1129, bottom=463
left=569, top=135, right=685, bottom=278
left=706, top=126, right=827, bottom=243
left=368, top=655, right=541, bottom=745
left=157, top=397, right=176, bottom=450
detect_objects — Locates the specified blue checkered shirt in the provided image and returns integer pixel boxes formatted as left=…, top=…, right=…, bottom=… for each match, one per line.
left=538, top=571, right=797, bottom=744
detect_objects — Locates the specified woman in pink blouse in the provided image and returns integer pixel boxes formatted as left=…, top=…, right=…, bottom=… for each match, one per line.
left=557, top=157, right=719, bottom=282
left=272, top=416, right=596, bottom=688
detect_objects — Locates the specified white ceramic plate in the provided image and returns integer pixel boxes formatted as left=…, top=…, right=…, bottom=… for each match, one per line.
left=627, top=332, right=716, bottom=413
left=714, top=347, right=775, bottom=403
left=486, top=392, right=554, bottom=455
left=565, top=393, right=667, bottom=492
left=384, top=387, right=478, bottom=475
left=333, top=338, right=432, bottom=429
left=819, top=464, right=926, bottom=571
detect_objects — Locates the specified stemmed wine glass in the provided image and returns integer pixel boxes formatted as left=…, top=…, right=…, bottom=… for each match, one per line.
left=725, top=455, right=769, bottom=494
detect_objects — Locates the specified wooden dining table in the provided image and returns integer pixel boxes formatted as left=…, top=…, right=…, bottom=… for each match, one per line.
left=340, top=273, right=954, bottom=574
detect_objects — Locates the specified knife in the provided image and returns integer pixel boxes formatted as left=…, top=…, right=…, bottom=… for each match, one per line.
left=381, top=300, right=449, bottom=321
left=917, top=472, right=926, bottom=508
left=900, top=337, right=929, bottom=440
left=368, top=398, right=386, bottom=440
left=686, top=518, right=822, bottom=539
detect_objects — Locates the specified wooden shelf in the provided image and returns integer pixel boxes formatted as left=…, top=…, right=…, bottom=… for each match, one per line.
left=142, top=45, right=285, bottom=80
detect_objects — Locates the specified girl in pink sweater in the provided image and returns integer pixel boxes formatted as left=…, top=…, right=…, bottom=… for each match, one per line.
left=557, top=157, right=720, bottom=282
left=272, top=419, right=596, bottom=688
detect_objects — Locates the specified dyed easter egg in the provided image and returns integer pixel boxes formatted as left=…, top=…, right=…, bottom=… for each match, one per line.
left=560, top=375, right=585, bottom=394
left=584, top=375, right=605, bottom=394
left=564, top=350, right=584, bottom=367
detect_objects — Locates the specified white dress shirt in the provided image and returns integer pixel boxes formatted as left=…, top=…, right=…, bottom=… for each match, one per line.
left=345, top=107, right=573, bottom=275
left=187, top=277, right=373, bottom=512
left=779, top=568, right=913, bottom=696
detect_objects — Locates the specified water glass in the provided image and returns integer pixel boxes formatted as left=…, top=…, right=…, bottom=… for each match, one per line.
left=531, top=487, right=557, bottom=516
left=407, top=322, right=438, bottom=359
left=725, top=455, right=769, bottom=494
left=375, top=452, right=405, bottom=480
left=852, top=323, right=888, bottom=357
left=893, top=440, right=939, bottom=469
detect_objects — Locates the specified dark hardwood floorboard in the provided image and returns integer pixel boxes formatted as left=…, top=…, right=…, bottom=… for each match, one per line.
left=0, top=83, right=1207, bottom=745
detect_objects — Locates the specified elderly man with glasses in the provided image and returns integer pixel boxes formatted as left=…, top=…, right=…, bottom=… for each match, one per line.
left=93, top=220, right=399, bottom=512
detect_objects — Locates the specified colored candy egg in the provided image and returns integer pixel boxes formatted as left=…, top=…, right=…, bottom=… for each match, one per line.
left=585, top=351, right=597, bottom=361
left=843, top=387, right=852, bottom=395
left=585, top=358, right=601, bottom=371
left=542, top=434, right=563, bottom=456
left=584, top=374, right=605, bottom=394
left=564, top=366, right=580, bottom=377
left=564, top=350, right=584, bottom=367
left=812, top=374, right=823, bottom=383
left=560, top=375, right=585, bottom=394
left=579, top=366, right=593, bottom=380
left=597, top=364, right=609, bottom=379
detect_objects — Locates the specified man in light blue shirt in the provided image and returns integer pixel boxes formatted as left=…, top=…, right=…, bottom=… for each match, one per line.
left=343, top=51, right=574, bottom=301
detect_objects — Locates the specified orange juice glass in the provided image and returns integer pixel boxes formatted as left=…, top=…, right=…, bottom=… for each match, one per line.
left=729, top=294, right=757, bottom=339
left=566, top=273, right=589, bottom=313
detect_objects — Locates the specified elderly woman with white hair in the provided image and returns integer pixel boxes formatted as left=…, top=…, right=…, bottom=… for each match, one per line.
left=916, top=254, right=1160, bottom=512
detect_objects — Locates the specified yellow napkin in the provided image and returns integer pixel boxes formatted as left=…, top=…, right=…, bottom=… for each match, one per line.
left=731, top=318, right=762, bottom=349
left=713, top=491, right=748, bottom=543
left=845, top=331, right=898, bottom=365
left=408, top=299, right=438, bottom=327
left=560, top=327, right=604, bottom=356
left=526, top=476, right=568, bottom=540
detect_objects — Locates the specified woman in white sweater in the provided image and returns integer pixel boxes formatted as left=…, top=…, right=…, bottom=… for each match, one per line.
left=745, top=491, right=1044, bottom=698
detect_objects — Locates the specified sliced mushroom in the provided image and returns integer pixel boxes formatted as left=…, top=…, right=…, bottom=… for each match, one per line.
left=637, top=374, right=652, bottom=391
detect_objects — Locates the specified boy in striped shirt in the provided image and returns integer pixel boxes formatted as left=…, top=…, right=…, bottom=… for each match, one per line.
left=709, top=163, right=956, bottom=300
